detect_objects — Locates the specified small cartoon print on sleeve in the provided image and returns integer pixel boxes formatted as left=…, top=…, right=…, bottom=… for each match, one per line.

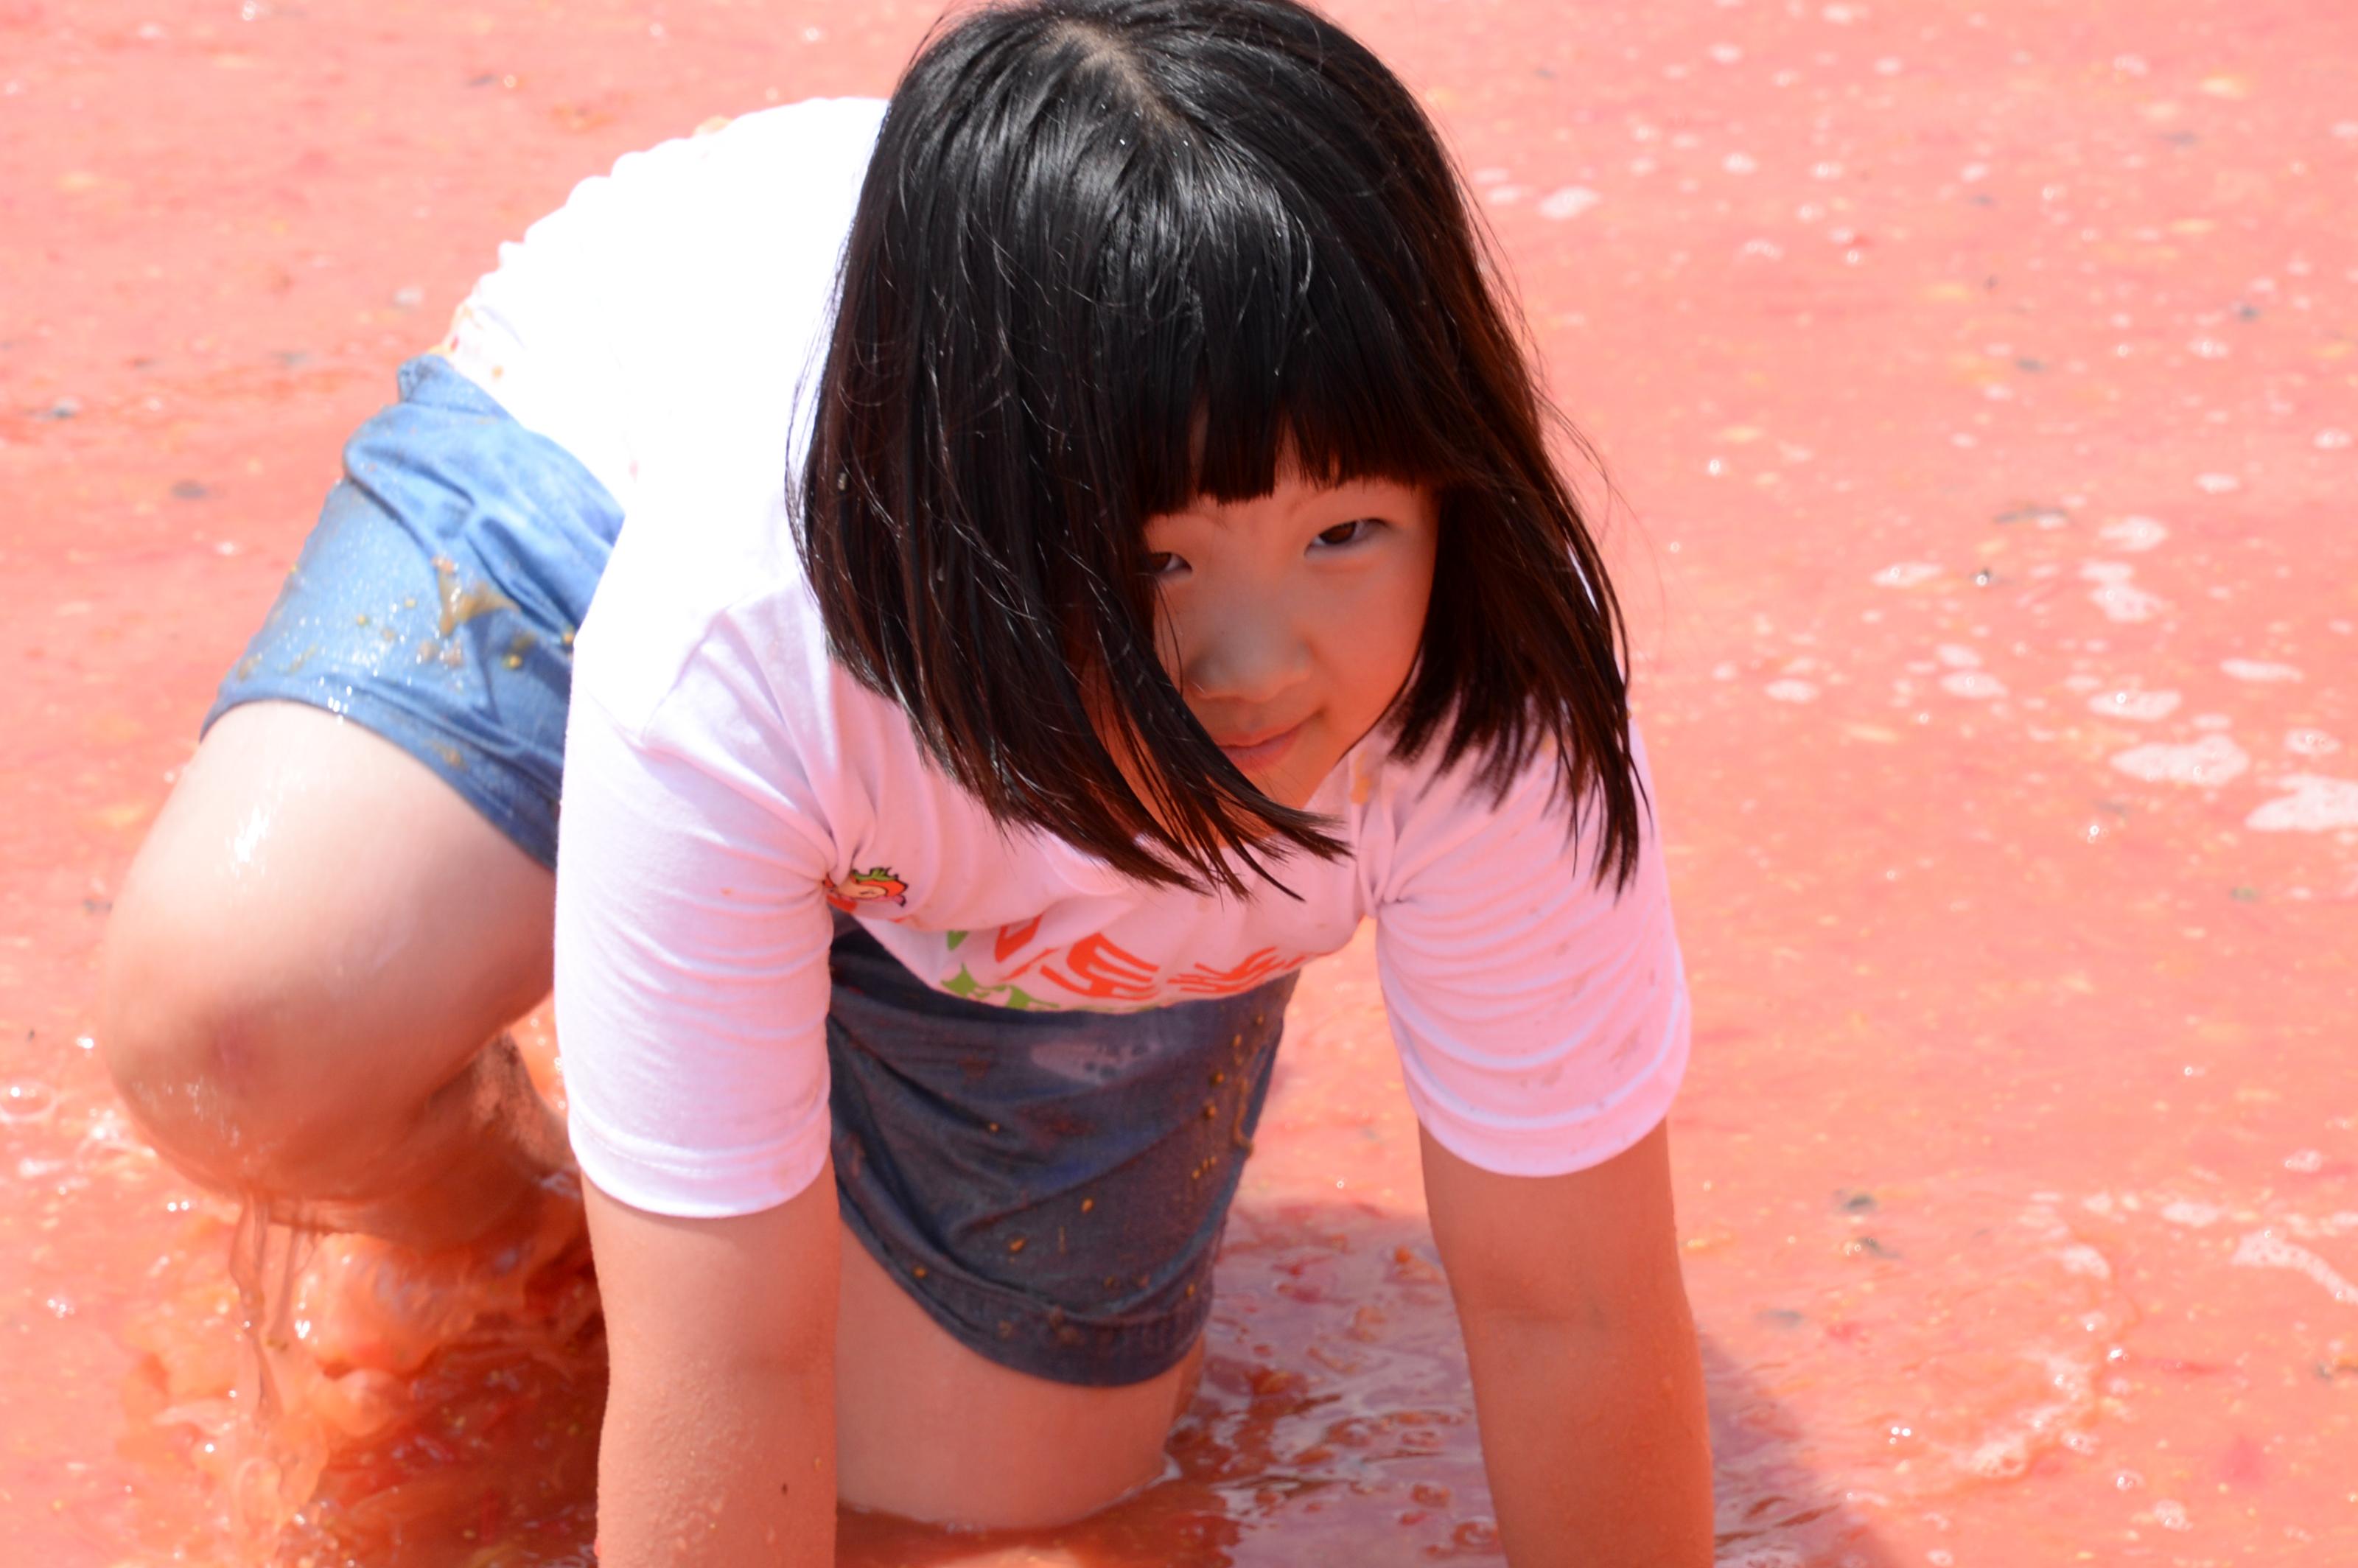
left=826, top=866, right=909, bottom=915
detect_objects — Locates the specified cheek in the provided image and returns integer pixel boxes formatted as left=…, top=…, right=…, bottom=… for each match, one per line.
left=1318, top=564, right=1432, bottom=716
left=1368, top=553, right=1438, bottom=683
left=1145, top=598, right=1191, bottom=687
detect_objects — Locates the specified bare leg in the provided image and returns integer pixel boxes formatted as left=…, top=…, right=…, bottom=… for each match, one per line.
left=105, top=700, right=1200, bottom=1519
left=99, top=700, right=565, bottom=1252
left=833, top=1232, right=1206, bottom=1528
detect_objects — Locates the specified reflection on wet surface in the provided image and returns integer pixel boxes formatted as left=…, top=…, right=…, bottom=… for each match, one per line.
left=2, top=0, right=2352, bottom=1563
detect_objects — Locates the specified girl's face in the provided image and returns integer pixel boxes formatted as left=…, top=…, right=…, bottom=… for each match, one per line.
left=1136, top=466, right=1440, bottom=811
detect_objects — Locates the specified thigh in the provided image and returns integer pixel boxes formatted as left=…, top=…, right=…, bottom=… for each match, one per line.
left=833, top=1231, right=1202, bottom=1529
left=102, top=700, right=557, bottom=1187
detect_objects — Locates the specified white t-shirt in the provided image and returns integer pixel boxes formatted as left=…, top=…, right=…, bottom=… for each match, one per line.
left=446, top=99, right=1690, bottom=1220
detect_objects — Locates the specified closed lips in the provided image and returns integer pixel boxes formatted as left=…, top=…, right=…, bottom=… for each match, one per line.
left=1214, top=722, right=1298, bottom=751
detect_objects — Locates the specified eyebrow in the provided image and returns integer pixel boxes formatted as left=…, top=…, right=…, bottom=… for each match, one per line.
left=1155, top=478, right=1420, bottom=529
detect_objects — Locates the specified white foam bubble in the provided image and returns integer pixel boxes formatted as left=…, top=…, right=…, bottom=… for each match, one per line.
left=2088, top=687, right=2180, bottom=721
left=2246, top=774, right=2358, bottom=832
left=2160, top=1200, right=2224, bottom=1228
left=1764, top=679, right=1820, bottom=703
left=2056, top=1244, right=2111, bottom=1278
left=2091, top=585, right=2169, bottom=622
left=2107, top=735, right=2249, bottom=787
left=1873, top=561, right=1941, bottom=587
left=1939, top=671, right=2007, bottom=699
left=2096, top=516, right=2169, bottom=552
left=1535, top=186, right=1602, bottom=220
left=1956, top=1348, right=2096, bottom=1481
left=2231, top=1228, right=2358, bottom=1304
left=2221, top=658, right=2302, bottom=682
left=1934, top=643, right=1983, bottom=668
left=2286, top=729, right=2342, bottom=756
left=2079, top=562, right=2167, bottom=623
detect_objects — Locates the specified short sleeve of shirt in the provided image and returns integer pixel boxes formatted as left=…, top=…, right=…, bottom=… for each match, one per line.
left=1369, top=728, right=1690, bottom=1177
left=552, top=596, right=843, bottom=1219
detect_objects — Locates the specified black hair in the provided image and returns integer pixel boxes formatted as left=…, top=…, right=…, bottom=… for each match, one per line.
left=799, top=0, right=1642, bottom=896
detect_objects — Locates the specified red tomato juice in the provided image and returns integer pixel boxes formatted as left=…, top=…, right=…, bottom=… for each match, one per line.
left=1, top=1, right=2351, bottom=1562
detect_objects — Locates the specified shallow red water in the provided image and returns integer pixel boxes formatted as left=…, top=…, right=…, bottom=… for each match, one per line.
left=4, top=1, right=2354, bottom=1564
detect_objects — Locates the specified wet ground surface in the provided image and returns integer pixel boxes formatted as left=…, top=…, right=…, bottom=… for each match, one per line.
left=3, top=0, right=2354, bottom=1562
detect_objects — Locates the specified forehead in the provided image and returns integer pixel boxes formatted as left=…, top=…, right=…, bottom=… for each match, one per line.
left=1150, top=462, right=1429, bottom=528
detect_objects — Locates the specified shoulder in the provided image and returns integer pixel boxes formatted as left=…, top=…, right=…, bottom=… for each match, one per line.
left=1355, top=721, right=1658, bottom=906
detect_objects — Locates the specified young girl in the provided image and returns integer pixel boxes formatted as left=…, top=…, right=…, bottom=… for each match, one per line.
left=98, top=1, right=1711, bottom=1561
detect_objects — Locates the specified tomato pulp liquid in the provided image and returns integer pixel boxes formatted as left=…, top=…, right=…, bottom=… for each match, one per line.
left=2, top=1, right=2351, bottom=1562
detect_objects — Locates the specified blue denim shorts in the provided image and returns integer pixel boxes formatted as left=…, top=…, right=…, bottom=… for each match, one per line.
left=828, top=912, right=1292, bottom=1384
left=210, top=357, right=1295, bottom=1385
left=207, top=354, right=615, bottom=869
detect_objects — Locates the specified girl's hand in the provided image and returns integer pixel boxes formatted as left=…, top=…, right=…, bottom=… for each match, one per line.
left=586, top=1160, right=842, bottom=1567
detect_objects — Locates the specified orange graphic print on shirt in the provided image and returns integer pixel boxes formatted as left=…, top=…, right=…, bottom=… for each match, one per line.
left=826, top=866, right=909, bottom=914
left=1039, top=931, right=1161, bottom=1003
left=943, top=918, right=1305, bottom=1011
left=1170, top=947, right=1300, bottom=995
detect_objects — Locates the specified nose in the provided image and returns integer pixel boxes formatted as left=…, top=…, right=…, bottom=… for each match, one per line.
left=1176, top=590, right=1311, bottom=710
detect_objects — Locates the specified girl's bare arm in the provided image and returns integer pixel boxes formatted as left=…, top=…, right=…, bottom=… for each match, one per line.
left=1420, top=1120, right=1714, bottom=1567
left=585, top=1161, right=842, bottom=1567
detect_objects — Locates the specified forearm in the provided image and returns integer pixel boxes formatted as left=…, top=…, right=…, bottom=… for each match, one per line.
left=1458, top=1302, right=1713, bottom=1568
left=596, top=1354, right=835, bottom=1567
left=584, top=1167, right=843, bottom=1567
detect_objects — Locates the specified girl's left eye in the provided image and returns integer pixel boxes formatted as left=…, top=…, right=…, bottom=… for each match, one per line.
left=1312, top=519, right=1379, bottom=550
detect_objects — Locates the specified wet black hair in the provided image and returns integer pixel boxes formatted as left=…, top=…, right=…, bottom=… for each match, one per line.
left=798, top=0, right=1641, bottom=896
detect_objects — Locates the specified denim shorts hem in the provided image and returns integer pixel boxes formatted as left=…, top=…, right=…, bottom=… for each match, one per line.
left=203, top=677, right=562, bottom=870
left=834, top=1191, right=1214, bottom=1388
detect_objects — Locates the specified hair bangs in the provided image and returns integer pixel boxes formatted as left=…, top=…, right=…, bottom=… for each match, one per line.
left=1074, top=133, right=1465, bottom=528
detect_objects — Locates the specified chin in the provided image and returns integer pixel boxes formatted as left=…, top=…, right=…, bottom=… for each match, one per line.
left=1255, top=756, right=1330, bottom=813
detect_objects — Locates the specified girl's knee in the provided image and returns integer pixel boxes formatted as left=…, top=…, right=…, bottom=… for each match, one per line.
left=98, top=892, right=368, bottom=1195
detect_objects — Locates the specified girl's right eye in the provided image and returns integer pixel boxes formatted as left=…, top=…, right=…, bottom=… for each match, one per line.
left=1144, top=551, right=1188, bottom=578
